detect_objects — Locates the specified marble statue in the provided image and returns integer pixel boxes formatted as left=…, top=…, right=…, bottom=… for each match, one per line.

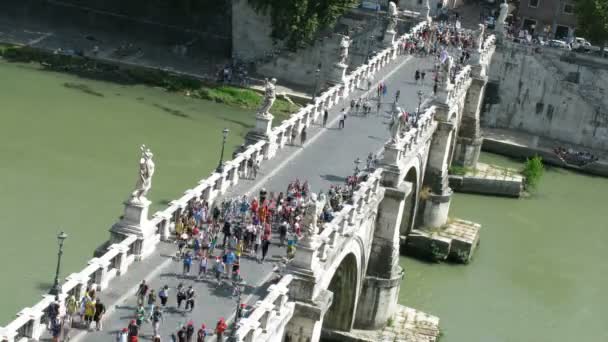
left=389, top=106, right=403, bottom=144
left=442, top=56, right=454, bottom=86
left=302, top=193, right=326, bottom=238
left=496, top=0, right=509, bottom=33
left=338, top=35, right=351, bottom=65
left=131, top=145, right=155, bottom=201
left=257, top=78, right=277, bottom=117
left=386, top=1, right=399, bottom=33
left=475, top=24, right=485, bottom=50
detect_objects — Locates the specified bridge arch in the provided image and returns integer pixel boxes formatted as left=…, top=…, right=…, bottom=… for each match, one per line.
left=400, top=165, right=419, bottom=236
left=323, top=253, right=359, bottom=331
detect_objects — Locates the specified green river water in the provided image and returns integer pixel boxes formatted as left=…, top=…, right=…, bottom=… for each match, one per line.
left=0, top=61, right=252, bottom=323
left=400, top=153, right=608, bottom=341
left=1, top=61, right=607, bottom=341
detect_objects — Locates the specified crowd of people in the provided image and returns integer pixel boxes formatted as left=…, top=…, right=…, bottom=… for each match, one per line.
left=554, top=146, right=599, bottom=167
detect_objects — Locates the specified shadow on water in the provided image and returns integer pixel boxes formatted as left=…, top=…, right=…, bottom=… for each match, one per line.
left=63, top=82, right=104, bottom=97
left=157, top=199, right=172, bottom=206
left=153, top=104, right=189, bottom=119
left=35, top=282, right=53, bottom=292
left=320, top=174, right=346, bottom=183
left=220, top=117, right=253, bottom=130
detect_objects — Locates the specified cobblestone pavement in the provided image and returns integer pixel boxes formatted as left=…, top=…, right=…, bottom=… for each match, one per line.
left=59, top=54, right=435, bottom=342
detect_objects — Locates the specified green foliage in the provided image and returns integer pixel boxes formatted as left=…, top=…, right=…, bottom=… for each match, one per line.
left=448, top=165, right=473, bottom=176
left=574, top=0, right=608, bottom=46
left=522, top=156, right=544, bottom=191
left=193, top=86, right=298, bottom=122
left=248, top=0, right=358, bottom=50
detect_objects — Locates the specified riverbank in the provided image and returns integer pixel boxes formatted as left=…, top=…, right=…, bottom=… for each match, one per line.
left=482, top=128, right=608, bottom=177
left=400, top=152, right=608, bottom=341
left=0, top=43, right=300, bottom=122
left=0, top=59, right=262, bottom=324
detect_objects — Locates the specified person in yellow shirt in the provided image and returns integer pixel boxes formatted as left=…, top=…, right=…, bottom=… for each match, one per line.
left=84, top=299, right=96, bottom=330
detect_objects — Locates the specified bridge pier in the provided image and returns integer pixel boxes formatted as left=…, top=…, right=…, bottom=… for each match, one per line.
left=454, top=76, right=488, bottom=168
left=354, top=186, right=407, bottom=329
left=422, top=105, right=455, bottom=228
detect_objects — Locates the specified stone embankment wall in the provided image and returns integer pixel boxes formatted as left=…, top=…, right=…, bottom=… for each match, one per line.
left=482, top=41, right=608, bottom=151
left=232, top=0, right=413, bottom=89
left=0, top=0, right=232, bottom=55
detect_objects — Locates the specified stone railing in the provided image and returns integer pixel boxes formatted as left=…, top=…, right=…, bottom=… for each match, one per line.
left=234, top=275, right=295, bottom=342
left=0, top=234, right=139, bottom=342
left=0, top=20, right=431, bottom=342
left=479, top=35, right=496, bottom=68
left=314, top=168, right=384, bottom=265
left=447, top=65, right=472, bottom=105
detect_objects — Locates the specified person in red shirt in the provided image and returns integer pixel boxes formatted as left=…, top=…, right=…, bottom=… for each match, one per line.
left=215, top=318, right=228, bottom=342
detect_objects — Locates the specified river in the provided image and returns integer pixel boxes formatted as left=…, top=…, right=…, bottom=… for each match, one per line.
left=399, top=153, right=608, bottom=341
left=0, top=61, right=252, bottom=324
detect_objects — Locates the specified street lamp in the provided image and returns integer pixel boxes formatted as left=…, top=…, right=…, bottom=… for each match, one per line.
left=354, top=157, right=362, bottom=176
left=313, top=66, right=321, bottom=100
left=216, top=128, right=230, bottom=173
left=49, top=231, right=68, bottom=296
left=230, top=278, right=247, bottom=340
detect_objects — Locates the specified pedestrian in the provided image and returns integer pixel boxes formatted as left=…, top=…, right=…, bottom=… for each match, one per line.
left=367, top=79, right=372, bottom=90
left=65, top=294, right=77, bottom=318
left=158, top=285, right=169, bottom=308
left=183, top=252, right=193, bottom=276
left=151, top=307, right=163, bottom=337
left=261, top=238, right=270, bottom=263
left=176, top=283, right=186, bottom=309
left=47, top=297, right=61, bottom=329
left=62, top=315, right=72, bottom=342
left=350, top=99, right=355, bottom=111
left=421, top=70, right=426, bottom=84
left=136, top=281, right=148, bottom=306
left=198, top=256, right=208, bottom=279
left=338, top=109, right=346, bottom=129
left=93, top=298, right=106, bottom=331
left=83, top=297, right=96, bottom=330
left=135, top=304, right=146, bottom=327
left=322, top=109, right=329, bottom=127
left=117, top=327, right=129, bottom=342
left=395, top=90, right=401, bottom=102
left=215, top=318, right=228, bottom=342
left=186, top=322, right=195, bottom=342
left=177, top=326, right=187, bottom=342
left=433, top=80, right=438, bottom=95
left=415, top=69, right=420, bottom=84
left=50, top=316, right=62, bottom=342
left=185, top=286, right=196, bottom=312
left=253, top=159, right=260, bottom=179
left=214, top=257, right=224, bottom=285
left=196, top=324, right=208, bottom=342
left=279, top=221, right=288, bottom=247
left=221, top=221, right=231, bottom=247
left=224, top=249, right=236, bottom=278
left=153, top=336, right=161, bottom=342
left=127, top=320, right=139, bottom=342
left=382, top=84, right=388, bottom=97
left=300, top=126, right=307, bottom=146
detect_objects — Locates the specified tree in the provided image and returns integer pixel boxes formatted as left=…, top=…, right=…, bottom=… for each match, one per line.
left=248, top=0, right=358, bottom=50
left=574, top=0, right=608, bottom=52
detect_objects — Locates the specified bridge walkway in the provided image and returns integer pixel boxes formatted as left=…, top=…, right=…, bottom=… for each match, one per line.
left=68, top=55, right=434, bottom=342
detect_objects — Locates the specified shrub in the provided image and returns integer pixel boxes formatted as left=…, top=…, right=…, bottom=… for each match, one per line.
left=522, top=155, right=544, bottom=190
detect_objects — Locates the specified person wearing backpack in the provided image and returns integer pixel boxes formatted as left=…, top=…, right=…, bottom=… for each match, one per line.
left=176, top=283, right=186, bottom=310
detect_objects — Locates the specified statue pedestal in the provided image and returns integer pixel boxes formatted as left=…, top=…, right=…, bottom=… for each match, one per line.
left=110, top=197, right=159, bottom=260
left=383, top=30, right=397, bottom=47
left=292, top=236, right=320, bottom=271
left=327, top=62, right=347, bottom=84
left=245, top=113, right=276, bottom=158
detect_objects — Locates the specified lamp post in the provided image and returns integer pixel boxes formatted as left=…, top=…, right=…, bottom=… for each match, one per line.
left=417, top=90, right=424, bottom=115
left=230, top=278, right=247, bottom=340
left=354, top=157, right=362, bottom=176
left=216, top=128, right=230, bottom=173
left=313, top=66, right=321, bottom=100
left=49, top=231, right=68, bottom=296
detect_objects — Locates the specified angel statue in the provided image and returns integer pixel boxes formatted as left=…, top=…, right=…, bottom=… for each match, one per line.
left=131, top=144, right=155, bottom=202
left=389, top=106, right=404, bottom=144
left=386, top=1, right=399, bottom=33
left=302, top=193, right=326, bottom=238
left=338, top=35, right=351, bottom=65
left=475, top=23, right=485, bottom=50
left=442, top=55, right=454, bottom=86
left=257, top=78, right=277, bottom=118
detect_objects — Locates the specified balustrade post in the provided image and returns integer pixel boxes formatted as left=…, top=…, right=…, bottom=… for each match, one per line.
left=108, top=244, right=130, bottom=275
left=89, top=258, right=111, bottom=290
left=19, top=308, right=44, bottom=341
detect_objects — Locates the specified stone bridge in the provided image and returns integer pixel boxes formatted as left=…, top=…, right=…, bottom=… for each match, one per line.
left=0, top=18, right=496, bottom=342
left=234, top=36, right=497, bottom=342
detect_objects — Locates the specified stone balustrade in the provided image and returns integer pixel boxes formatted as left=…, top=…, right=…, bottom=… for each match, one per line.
left=0, top=19, right=432, bottom=342
left=234, top=275, right=295, bottom=342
